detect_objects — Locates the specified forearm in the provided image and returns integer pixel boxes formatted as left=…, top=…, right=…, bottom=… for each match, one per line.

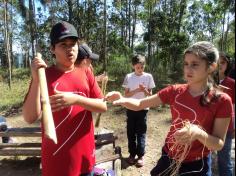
left=197, top=129, right=226, bottom=151
left=75, top=95, right=107, bottom=113
left=119, top=98, right=142, bottom=111
left=22, top=80, right=41, bottom=123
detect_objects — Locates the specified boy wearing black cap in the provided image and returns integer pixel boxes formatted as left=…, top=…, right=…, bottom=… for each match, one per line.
left=23, top=21, right=107, bottom=176
left=77, top=43, right=108, bottom=83
left=77, top=43, right=99, bottom=68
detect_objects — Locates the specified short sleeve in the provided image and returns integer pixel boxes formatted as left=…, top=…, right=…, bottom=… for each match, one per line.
left=215, top=94, right=234, bottom=119
left=122, top=74, right=129, bottom=88
left=157, top=85, right=175, bottom=105
left=148, top=74, right=155, bottom=89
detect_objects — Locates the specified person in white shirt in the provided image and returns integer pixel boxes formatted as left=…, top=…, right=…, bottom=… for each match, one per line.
left=122, top=54, right=155, bottom=167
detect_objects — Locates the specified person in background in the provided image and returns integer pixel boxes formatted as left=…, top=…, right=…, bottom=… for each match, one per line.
left=106, top=41, right=233, bottom=175
left=22, top=21, right=107, bottom=176
left=229, top=59, right=235, bottom=80
left=217, top=52, right=235, bottom=176
left=122, top=54, right=155, bottom=167
left=76, top=43, right=108, bottom=84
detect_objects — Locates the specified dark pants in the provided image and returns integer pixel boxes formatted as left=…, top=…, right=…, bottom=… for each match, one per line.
left=217, top=132, right=234, bottom=176
left=150, top=149, right=212, bottom=176
left=126, top=109, right=148, bottom=158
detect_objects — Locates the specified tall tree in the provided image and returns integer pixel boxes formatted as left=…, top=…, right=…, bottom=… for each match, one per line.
left=102, top=0, right=107, bottom=71
left=3, top=0, right=12, bottom=88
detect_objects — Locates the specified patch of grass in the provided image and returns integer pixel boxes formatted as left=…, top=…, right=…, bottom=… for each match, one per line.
left=0, top=68, right=31, bottom=112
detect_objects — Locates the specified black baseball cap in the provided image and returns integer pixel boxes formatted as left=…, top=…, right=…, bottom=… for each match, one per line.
left=50, top=21, right=78, bottom=45
left=78, top=43, right=99, bottom=61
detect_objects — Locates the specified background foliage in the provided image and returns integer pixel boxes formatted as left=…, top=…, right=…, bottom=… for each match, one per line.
left=0, top=0, right=235, bottom=105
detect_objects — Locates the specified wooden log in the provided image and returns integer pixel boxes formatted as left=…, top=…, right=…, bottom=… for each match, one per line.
left=37, top=53, right=57, bottom=144
left=95, top=154, right=120, bottom=165
left=95, top=136, right=118, bottom=147
left=0, top=143, right=41, bottom=148
left=0, top=149, right=41, bottom=156
left=0, top=127, right=41, bottom=137
left=0, top=127, right=119, bottom=158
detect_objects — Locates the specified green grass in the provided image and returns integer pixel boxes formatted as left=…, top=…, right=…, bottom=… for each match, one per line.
left=0, top=68, right=31, bottom=112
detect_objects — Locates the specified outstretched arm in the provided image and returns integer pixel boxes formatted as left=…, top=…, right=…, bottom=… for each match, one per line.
left=105, top=91, right=162, bottom=111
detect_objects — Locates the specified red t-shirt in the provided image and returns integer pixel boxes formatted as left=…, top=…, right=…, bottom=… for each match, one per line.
left=220, top=76, right=235, bottom=132
left=40, top=66, right=103, bottom=176
left=158, top=84, right=233, bottom=162
left=221, top=76, right=235, bottom=103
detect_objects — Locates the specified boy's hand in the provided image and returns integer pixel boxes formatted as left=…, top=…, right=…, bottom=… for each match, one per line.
left=105, top=91, right=122, bottom=103
left=139, top=84, right=151, bottom=96
left=49, top=90, right=77, bottom=112
left=31, top=57, right=47, bottom=81
left=139, top=84, right=146, bottom=91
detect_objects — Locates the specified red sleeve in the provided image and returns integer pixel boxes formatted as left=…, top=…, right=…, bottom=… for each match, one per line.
left=85, top=68, right=103, bottom=99
left=215, top=93, right=234, bottom=119
left=222, top=77, right=235, bottom=104
left=157, top=85, right=175, bottom=104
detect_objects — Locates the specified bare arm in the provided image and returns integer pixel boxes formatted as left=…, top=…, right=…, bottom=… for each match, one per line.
left=174, top=117, right=231, bottom=151
left=106, top=91, right=162, bottom=111
left=22, top=58, right=47, bottom=124
left=199, top=117, right=230, bottom=150
left=50, top=90, right=107, bottom=113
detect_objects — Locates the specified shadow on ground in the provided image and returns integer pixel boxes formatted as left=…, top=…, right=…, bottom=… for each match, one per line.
left=0, top=157, right=41, bottom=176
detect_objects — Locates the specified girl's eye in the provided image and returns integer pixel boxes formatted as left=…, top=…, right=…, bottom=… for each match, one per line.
left=184, top=63, right=188, bottom=66
left=192, top=64, right=199, bottom=67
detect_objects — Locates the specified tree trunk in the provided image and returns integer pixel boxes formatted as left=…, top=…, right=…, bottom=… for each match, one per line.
left=223, top=14, right=230, bottom=51
left=4, top=0, right=12, bottom=89
left=68, top=0, right=73, bottom=23
left=147, top=4, right=152, bottom=64
left=177, top=0, right=186, bottom=34
left=131, top=3, right=137, bottom=52
left=128, top=0, right=131, bottom=47
left=220, top=11, right=226, bottom=51
left=102, top=0, right=107, bottom=71
left=29, top=0, right=36, bottom=58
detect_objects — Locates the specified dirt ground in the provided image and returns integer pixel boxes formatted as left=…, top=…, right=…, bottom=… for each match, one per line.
left=0, top=106, right=234, bottom=176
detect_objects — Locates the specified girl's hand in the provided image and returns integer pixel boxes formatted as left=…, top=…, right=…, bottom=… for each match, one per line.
left=49, top=90, right=77, bottom=112
left=174, top=123, right=202, bottom=145
left=31, top=57, right=47, bottom=81
left=105, top=91, right=122, bottom=103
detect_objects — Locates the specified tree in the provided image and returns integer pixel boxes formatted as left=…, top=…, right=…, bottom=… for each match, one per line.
left=3, top=0, right=12, bottom=88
